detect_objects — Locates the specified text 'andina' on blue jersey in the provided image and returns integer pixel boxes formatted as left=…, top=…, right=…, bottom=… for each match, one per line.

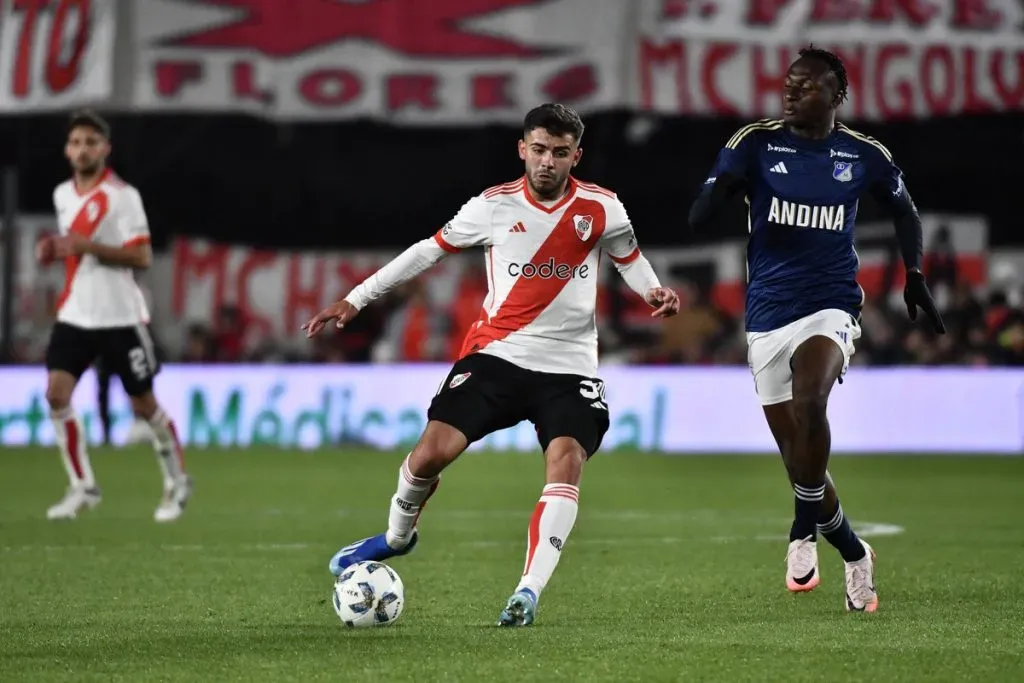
left=705, top=119, right=904, bottom=333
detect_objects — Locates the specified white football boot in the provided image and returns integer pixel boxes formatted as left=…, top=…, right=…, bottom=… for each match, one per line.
left=785, top=536, right=821, bottom=592
left=47, top=486, right=102, bottom=520
left=154, top=476, right=194, bottom=523
left=844, top=540, right=878, bottom=612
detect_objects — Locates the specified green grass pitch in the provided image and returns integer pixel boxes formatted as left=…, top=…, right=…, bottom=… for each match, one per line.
left=1, top=448, right=1022, bottom=682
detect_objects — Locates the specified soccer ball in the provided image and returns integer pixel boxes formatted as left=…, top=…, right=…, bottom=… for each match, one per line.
left=331, top=561, right=405, bottom=628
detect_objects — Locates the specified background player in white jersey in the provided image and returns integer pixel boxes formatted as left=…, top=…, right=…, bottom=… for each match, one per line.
left=303, top=104, right=680, bottom=627
left=38, top=111, right=192, bottom=523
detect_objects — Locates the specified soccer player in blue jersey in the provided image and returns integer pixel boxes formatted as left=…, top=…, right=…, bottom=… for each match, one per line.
left=689, top=46, right=945, bottom=612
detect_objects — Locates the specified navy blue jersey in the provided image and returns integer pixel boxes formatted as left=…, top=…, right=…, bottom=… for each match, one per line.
left=704, top=119, right=905, bottom=332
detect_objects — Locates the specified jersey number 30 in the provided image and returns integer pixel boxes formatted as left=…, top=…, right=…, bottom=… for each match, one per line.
left=579, top=379, right=607, bottom=411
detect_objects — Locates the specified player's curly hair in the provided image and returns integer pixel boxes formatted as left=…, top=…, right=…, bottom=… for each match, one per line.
left=798, top=45, right=849, bottom=106
left=523, top=103, right=585, bottom=142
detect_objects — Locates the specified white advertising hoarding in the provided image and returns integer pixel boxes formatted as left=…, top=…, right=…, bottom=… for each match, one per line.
left=0, top=365, right=1020, bottom=454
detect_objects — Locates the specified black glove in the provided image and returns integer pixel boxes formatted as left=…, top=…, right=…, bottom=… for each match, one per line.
left=903, top=269, right=946, bottom=334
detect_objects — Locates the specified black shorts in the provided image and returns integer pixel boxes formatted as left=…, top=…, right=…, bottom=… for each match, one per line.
left=45, top=322, right=161, bottom=397
left=427, top=353, right=611, bottom=457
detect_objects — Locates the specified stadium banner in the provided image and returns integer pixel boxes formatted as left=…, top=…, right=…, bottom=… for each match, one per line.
left=0, top=0, right=117, bottom=111
left=127, top=0, right=1024, bottom=122
left=0, top=365, right=1021, bottom=454
left=131, top=0, right=629, bottom=123
left=635, top=0, right=1024, bottom=120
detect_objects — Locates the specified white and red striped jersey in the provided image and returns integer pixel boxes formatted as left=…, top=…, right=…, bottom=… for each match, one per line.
left=345, top=176, right=661, bottom=376
left=52, top=169, right=151, bottom=329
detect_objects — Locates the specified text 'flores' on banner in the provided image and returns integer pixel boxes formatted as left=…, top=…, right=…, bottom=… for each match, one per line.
left=132, top=0, right=628, bottom=123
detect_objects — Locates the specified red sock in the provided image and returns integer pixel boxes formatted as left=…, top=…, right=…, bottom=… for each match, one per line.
left=51, top=407, right=96, bottom=487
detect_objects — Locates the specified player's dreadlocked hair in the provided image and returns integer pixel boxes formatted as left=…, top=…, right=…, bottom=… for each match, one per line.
left=798, top=45, right=849, bottom=105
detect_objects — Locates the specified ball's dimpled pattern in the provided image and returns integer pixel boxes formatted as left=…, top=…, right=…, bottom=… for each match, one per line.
left=332, top=561, right=405, bottom=628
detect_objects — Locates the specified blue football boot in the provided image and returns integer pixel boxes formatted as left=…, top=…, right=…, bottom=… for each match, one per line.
left=328, top=530, right=419, bottom=576
left=497, top=588, right=538, bottom=627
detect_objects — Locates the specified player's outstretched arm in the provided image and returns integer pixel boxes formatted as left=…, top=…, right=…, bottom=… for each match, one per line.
left=642, top=284, right=681, bottom=318
left=612, top=255, right=679, bottom=318
left=602, top=211, right=679, bottom=319
left=302, top=236, right=450, bottom=338
left=304, top=195, right=494, bottom=337
left=870, top=180, right=946, bottom=334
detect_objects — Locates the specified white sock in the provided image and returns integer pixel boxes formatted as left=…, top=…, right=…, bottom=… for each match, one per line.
left=385, top=456, right=439, bottom=549
left=516, top=483, right=580, bottom=600
left=51, top=407, right=96, bottom=489
left=148, top=408, right=186, bottom=489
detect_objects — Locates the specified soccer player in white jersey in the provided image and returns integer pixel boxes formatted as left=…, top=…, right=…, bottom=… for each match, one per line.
left=303, top=104, right=680, bottom=626
left=39, top=111, right=192, bottom=522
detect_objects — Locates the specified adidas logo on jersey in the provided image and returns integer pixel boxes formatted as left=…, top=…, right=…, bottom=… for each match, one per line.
left=509, top=221, right=527, bottom=233
left=769, top=162, right=789, bottom=174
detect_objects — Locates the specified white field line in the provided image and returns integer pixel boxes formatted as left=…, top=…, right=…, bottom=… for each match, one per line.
left=1, top=521, right=903, bottom=554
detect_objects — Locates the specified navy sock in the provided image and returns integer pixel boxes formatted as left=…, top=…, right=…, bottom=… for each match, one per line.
left=817, top=500, right=866, bottom=562
left=791, top=481, right=825, bottom=542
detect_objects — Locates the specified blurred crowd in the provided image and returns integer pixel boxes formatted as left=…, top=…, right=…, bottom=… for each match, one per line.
left=176, top=265, right=1024, bottom=368
left=9, top=240, right=1022, bottom=368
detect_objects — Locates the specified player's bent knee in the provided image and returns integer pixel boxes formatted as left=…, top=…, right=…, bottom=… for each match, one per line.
left=130, top=393, right=159, bottom=420
left=45, top=388, right=71, bottom=410
left=408, top=421, right=468, bottom=478
left=45, top=373, right=75, bottom=410
left=791, top=391, right=829, bottom=426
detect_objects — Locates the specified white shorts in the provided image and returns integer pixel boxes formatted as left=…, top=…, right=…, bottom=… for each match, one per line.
left=746, top=309, right=862, bottom=406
